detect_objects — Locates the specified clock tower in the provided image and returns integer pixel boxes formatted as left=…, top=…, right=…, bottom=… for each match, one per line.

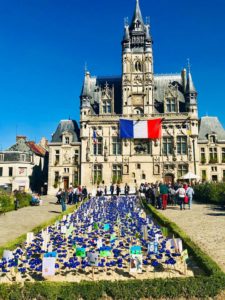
left=122, top=0, right=154, bottom=115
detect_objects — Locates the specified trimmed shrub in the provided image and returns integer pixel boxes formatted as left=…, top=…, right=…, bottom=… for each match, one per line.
left=0, top=192, right=14, bottom=213
left=194, top=182, right=225, bottom=206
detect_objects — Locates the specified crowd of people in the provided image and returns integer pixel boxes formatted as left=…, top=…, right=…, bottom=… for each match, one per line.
left=139, top=182, right=194, bottom=210
left=56, top=186, right=88, bottom=212
left=56, top=181, right=194, bottom=213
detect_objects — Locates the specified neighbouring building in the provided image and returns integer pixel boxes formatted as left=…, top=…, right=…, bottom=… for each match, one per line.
left=198, top=117, right=225, bottom=182
left=47, top=120, right=80, bottom=195
left=0, top=136, right=48, bottom=193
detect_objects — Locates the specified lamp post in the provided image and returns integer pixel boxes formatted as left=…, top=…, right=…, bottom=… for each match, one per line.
left=190, top=134, right=198, bottom=175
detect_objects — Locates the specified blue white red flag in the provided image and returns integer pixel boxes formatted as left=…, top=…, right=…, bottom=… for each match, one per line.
left=119, top=118, right=162, bottom=139
left=93, top=130, right=97, bottom=144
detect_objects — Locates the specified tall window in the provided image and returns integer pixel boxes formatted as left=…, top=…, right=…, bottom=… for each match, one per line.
left=202, top=170, right=207, bottom=181
left=55, top=150, right=60, bottom=164
left=112, top=164, right=122, bottom=183
left=177, top=164, right=188, bottom=178
left=0, top=167, right=2, bottom=177
left=0, top=154, right=4, bottom=161
left=201, top=148, right=206, bottom=163
left=74, top=171, right=79, bottom=185
left=102, top=101, right=111, bottom=114
left=222, top=148, right=225, bottom=163
left=65, top=137, right=70, bottom=144
left=93, top=164, right=102, bottom=184
left=74, top=149, right=79, bottom=164
left=162, top=137, right=173, bottom=155
left=166, top=99, right=176, bottom=112
left=8, top=167, right=13, bottom=177
left=112, top=137, right=122, bottom=155
left=177, top=136, right=187, bottom=155
left=20, top=154, right=26, bottom=162
left=134, top=140, right=151, bottom=155
left=93, top=137, right=103, bottom=155
left=209, top=147, right=218, bottom=163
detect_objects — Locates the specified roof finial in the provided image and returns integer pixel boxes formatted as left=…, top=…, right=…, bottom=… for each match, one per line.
left=146, top=16, right=150, bottom=25
left=124, top=17, right=128, bottom=27
left=84, top=61, right=88, bottom=73
left=187, top=58, right=191, bottom=73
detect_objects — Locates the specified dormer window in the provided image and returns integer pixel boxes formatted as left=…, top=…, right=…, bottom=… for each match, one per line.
left=65, top=137, right=70, bottom=144
left=102, top=101, right=111, bottom=114
left=209, top=135, right=216, bottom=143
left=0, top=154, right=4, bottom=161
left=166, top=99, right=176, bottom=112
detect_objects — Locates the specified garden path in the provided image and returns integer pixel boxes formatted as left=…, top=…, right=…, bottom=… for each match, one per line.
left=161, top=203, right=225, bottom=272
left=0, top=195, right=62, bottom=246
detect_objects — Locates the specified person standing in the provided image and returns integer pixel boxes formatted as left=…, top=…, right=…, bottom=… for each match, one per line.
left=159, top=182, right=169, bottom=210
left=176, top=185, right=186, bottom=210
left=124, top=183, right=130, bottom=197
left=110, top=183, right=114, bottom=196
left=56, top=188, right=62, bottom=204
left=104, top=185, right=107, bottom=196
left=186, top=184, right=194, bottom=209
left=116, top=184, right=121, bottom=197
left=61, top=189, right=67, bottom=212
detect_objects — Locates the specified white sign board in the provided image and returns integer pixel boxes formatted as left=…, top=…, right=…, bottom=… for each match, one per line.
left=42, top=257, right=56, bottom=277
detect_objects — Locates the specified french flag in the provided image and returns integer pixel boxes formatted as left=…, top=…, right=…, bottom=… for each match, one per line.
left=119, top=118, right=162, bottom=139
left=93, top=130, right=97, bottom=144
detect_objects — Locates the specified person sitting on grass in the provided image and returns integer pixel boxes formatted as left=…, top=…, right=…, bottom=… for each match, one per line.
left=30, top=193, right=40, bottom=206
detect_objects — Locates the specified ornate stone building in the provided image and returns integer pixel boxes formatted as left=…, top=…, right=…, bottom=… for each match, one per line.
left=47, top=120, right=80, bottom=195
left=79, top=0, right=199, bottom=188
left=47, top=0, right=225, bottom=194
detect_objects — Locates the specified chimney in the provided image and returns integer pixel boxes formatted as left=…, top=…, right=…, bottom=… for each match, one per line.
left=181, top=68, right=187, bottom=93
left=39, top=137, right=48, bottom=149
left=16, top=136, right=27, bottom=142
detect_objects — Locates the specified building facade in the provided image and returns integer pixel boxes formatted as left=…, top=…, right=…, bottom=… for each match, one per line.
left=47, top=0, right=225, bottom=194
left=79, top=0, right=199, bottom=188
left=0, top=136, right=48, bottom=193
left=198, top=117, right=225, bottom=182
left=47, top=120, right=81, bottom=195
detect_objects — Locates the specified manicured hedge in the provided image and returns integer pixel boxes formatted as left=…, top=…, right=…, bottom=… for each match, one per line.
left=0, top=192, right=31, bottom=214
left=0, top=275, right=224, bottom=300
left=194, top=182, right=225, bottom=206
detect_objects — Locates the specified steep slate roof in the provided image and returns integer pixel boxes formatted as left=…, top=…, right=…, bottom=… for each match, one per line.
left=0, top=151, right=31, bottom=162
left=198, top=116, right=225, bottom=142
left=81, top=73, right=187, bottom=114
left=81, top=75, right=122, bottom=114
left=51, top=120, right=80, bottom=143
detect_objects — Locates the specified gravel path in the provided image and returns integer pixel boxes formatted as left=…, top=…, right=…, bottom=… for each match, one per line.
left=160, top=203, right=225, bottom=272
left=0, top=195, right=63, bottom=246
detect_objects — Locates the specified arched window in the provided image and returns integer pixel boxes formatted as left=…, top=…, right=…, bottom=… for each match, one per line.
left=134, top=61, right=142, bottom=72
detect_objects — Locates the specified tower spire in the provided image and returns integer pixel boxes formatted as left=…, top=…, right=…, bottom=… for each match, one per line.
left=130, top=0, right=144, bottom=31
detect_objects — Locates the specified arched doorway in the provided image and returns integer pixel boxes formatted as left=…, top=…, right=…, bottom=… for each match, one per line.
left=164, top=173, right=174, bottom=184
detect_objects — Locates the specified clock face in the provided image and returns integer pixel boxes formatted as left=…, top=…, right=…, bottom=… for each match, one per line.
left=132, top=95, right=143, bottom=106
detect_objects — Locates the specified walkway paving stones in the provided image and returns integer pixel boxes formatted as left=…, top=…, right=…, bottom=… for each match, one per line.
left=0, top=195, right=63, bottom=246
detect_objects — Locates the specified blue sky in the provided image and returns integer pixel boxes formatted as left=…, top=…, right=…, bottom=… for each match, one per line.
left=0, top=0, right=225, bottom=149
